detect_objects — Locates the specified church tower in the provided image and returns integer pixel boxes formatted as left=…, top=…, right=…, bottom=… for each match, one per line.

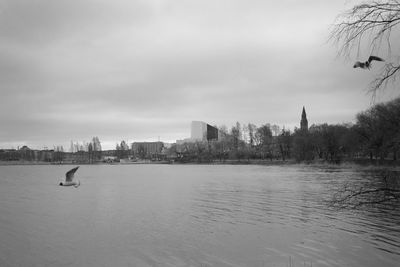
left=300, top=106, right=308, bottom=131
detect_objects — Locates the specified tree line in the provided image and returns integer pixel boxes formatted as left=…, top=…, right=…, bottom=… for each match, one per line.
left=0, top=137, right=103, bottom=163
left=168, top=97, right=400, bottom=164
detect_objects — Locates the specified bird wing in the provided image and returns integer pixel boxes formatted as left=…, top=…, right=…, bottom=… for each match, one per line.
left=65, top=166, right=79, bottom=182
left=353, top=61, right=363, bottom=68
left=368, top=56, right=384, bottom=62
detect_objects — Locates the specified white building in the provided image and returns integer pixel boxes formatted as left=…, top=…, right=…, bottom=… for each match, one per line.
left=191, top=121, right=208, bottom=141
left=176, top=121, right=219, bottom=145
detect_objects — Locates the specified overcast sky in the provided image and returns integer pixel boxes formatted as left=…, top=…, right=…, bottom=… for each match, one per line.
left=0, top=0, right=398, bottom=150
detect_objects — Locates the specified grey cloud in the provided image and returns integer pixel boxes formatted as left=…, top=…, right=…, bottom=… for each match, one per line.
left=0, top=0, right=153, bottom=45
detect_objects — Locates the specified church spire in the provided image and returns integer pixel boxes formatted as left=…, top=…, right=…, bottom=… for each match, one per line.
left=300, top=106, right=308, bottom=131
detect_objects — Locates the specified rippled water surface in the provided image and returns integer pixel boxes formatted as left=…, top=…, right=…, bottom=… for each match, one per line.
left=0, top=164, right=399, bottom=266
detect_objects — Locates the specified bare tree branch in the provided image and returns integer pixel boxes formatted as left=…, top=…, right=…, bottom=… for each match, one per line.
left=370, top=63, right=400, bottom=97
left=330, top=170, right=400, bottom=209
left=330, top=0, right=400, bottom=94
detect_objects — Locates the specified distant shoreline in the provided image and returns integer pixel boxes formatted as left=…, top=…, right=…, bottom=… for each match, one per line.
left=1, top=159, right=399, bottom=168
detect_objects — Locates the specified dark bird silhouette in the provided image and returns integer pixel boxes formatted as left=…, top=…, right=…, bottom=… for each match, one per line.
left=59, top=166, right=80, bottom=187
left=353, top=56, right=384, bottom=69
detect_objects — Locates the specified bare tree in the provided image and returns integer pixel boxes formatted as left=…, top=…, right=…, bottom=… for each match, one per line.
left=255, top=124, right=273, bottom=160
left=330, top=0, right=400, bottom=95
left=230, top=122, right=242, bottom=151
left=247, top=123, right=257, bottom=147
left=88, top=143, right=93, bottom=164
left=271, top=124, right=281, bottom=137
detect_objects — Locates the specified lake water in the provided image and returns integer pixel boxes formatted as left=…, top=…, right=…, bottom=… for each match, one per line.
left=0, top=164, right=399, bottom=267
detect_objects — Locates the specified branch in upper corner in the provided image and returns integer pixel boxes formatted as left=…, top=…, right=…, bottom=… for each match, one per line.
left=330, top=1, right=400, bottom=54
left=330, top=1, right=400, bottom=93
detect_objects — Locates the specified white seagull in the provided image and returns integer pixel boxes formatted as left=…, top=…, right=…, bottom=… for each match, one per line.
left=59, top=166, right=80, bottom=187
left=353, top=55, right=384, bottom=69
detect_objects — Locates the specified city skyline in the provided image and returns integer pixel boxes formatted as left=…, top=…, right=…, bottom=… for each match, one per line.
left=0, top=106, right=338, bottom=151
left=1, top=114, right=301, bottom=151
left=1, top=0, right=399, bottom=150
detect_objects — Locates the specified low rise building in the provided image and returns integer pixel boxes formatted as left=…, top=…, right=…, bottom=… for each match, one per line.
left=131, top=142, right=163, bottom=159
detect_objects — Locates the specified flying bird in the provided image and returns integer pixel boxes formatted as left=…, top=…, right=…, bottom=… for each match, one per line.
left=353, top=56, right=384, bottom=69
left=59, top=166, right=80, bottom=187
